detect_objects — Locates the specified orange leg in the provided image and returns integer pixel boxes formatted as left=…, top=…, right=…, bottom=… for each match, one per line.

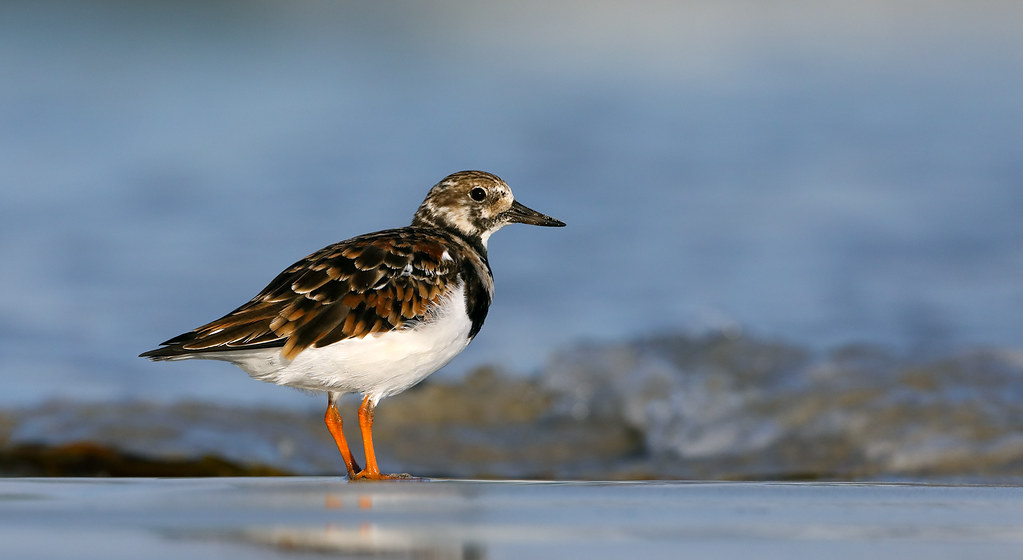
left=324, top=393, right=361, bottom=478
left=352, top=395, right=409, bottom=480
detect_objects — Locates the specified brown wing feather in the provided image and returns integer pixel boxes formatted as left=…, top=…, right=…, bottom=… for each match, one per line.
left=140, top=229, right=461, bottom=361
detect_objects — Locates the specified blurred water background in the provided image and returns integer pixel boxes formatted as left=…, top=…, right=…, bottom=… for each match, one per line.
left=1, top=1, right=1022, bottom=480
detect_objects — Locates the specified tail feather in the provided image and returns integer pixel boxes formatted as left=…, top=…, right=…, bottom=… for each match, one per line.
left=139, top=333, right=284, bottom=361
left=139, top=345, right=192, bottom=361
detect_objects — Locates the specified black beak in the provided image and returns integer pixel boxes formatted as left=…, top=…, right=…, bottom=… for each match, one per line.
left=502, top=200, right=566, bottom=227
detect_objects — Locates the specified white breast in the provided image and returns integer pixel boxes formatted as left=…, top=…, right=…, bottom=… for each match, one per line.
left=209, top=283, right=473, bottom=404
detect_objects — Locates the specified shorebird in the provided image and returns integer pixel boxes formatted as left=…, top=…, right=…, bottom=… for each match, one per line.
left=140, top=170, right=565, bottom=479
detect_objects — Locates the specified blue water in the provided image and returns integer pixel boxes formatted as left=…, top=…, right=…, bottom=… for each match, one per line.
left=2, top=1, right=1022, bottom=406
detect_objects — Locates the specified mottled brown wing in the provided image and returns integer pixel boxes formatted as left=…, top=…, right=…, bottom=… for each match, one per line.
left=142, top=229, right=461, bottom=361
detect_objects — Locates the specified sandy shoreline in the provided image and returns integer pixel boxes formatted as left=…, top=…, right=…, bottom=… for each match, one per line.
left=2, top=477, right=1021, bottom=559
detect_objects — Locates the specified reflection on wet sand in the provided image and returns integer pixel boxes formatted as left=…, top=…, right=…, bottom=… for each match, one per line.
left=237, top=525, right=484, bottom=559
left=225, top=484, right=489, bottom=558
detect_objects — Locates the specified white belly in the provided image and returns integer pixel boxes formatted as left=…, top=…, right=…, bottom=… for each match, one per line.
left=202, top=284, right=473, bottom=403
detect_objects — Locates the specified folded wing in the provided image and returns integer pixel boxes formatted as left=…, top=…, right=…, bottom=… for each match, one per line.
left=140, top=229, right=461, bottom=361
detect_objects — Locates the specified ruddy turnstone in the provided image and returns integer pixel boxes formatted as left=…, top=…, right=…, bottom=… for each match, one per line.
left=140, top=170, right=565, bottom=480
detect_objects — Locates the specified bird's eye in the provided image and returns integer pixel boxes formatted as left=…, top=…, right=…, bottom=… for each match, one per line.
left=469, top=187, right=487, bottom=202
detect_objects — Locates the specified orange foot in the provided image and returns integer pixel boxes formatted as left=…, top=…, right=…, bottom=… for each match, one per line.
left=349, top=396, right=425, bottom=481
left=351, top=471, right=417, bottom=481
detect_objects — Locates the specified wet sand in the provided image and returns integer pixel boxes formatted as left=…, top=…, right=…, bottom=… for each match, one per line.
left=2, top=478, right=1021, bottom=559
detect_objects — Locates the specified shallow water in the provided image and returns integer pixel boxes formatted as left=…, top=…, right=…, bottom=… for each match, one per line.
left=2, top=478, right=1022, bottom=559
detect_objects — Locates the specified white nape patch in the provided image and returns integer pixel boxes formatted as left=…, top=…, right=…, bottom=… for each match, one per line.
left=192, top=283, right=472, bottom=404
